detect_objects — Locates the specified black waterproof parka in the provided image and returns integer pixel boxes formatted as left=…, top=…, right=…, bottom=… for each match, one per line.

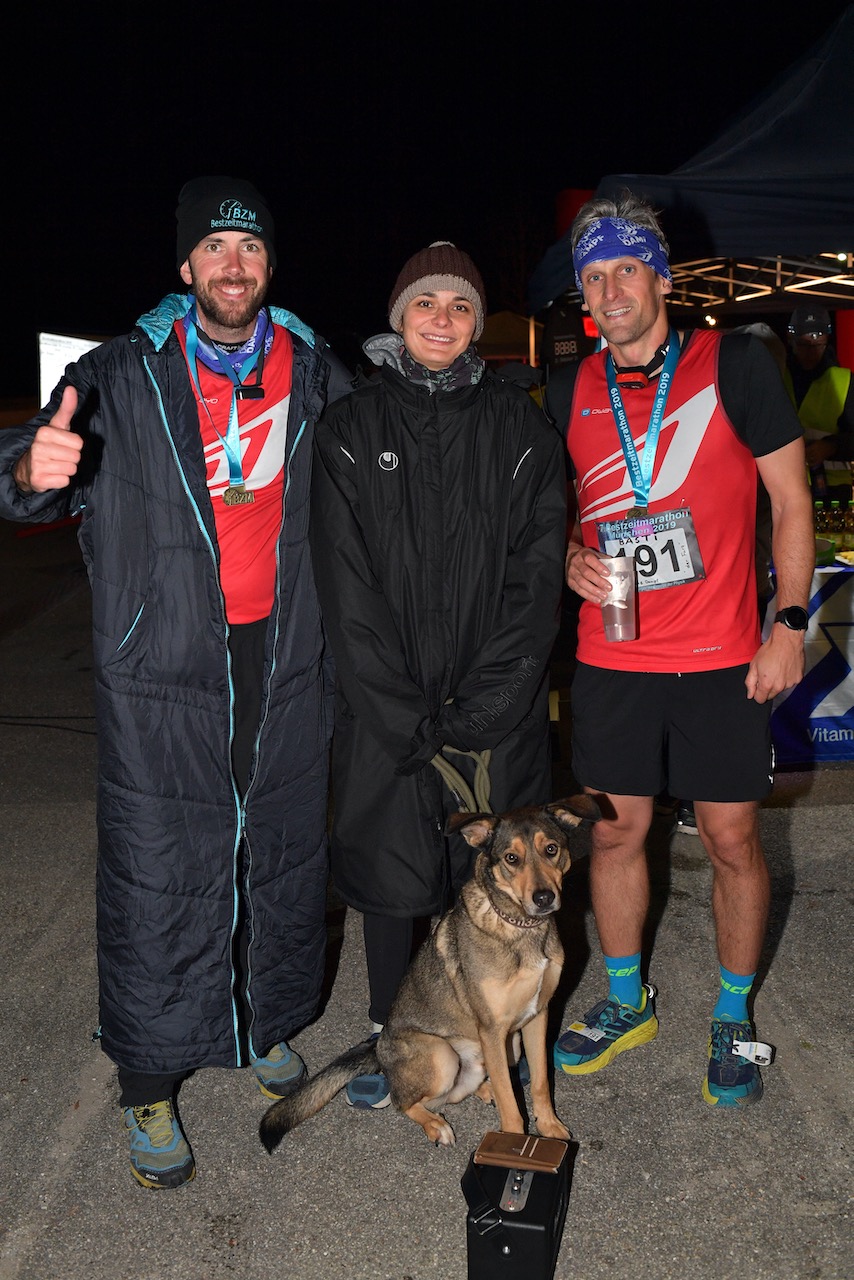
left=310, top=360, right=567, bottom=917
left=0, top=294, right=350, bottom=1073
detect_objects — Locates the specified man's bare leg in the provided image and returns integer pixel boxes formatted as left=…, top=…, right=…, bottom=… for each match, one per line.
left=694, top=799, right=771, bottom=1106
left=693, top=799, right=770, bottom=975
left=588, top=792, right=654, bottom=957
left=553, top=793, right=658, bottom=1075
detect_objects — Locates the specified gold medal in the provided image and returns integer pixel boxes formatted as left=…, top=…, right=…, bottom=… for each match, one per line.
left=223, top=485, right=255, bottom=506
left=626, top=506, right=648, bottom=519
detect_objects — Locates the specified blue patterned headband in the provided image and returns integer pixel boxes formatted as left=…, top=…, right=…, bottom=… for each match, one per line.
left=573, top=217, right=672, bottom=291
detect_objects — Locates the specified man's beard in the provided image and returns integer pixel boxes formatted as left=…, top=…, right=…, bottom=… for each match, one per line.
left=192, top=272, right=269, bottom=336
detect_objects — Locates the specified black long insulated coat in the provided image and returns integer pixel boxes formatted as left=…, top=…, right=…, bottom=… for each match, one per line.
left=0, top=294, right=349, bottom=1073
left=310, top=362, right=567, bottom=916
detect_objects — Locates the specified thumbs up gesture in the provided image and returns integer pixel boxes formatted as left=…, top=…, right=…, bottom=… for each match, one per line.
left=13, top=386, right=85, bottom=494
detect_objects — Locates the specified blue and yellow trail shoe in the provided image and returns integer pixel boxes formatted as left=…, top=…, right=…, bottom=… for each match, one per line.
left=554, top=984, right=659, bottom=1075
left=703, top=1018, right=772, bottom=1106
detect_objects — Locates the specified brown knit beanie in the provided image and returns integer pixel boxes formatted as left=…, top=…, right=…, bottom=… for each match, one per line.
left=388, top=241, right=486, bottom=339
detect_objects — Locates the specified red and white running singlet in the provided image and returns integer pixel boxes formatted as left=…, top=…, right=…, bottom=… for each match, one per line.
left=176, top=321, right=294, bottom=623
left=568, top=330, right=760, bottom=672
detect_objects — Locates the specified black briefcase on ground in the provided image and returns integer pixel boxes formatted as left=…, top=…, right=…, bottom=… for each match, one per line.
left=461, top=1133, right=574, bottom=1280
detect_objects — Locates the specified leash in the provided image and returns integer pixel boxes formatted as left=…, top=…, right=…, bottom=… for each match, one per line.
left=430, top=747, right=493, bottom=814
left=431, top=746, right=550, bottom=931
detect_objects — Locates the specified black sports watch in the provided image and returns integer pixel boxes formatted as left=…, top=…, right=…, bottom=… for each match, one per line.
left=774, top=606, right=808, bottom=631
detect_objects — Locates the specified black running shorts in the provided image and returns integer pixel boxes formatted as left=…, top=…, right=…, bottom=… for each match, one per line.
left=570, top=662, right=774, bottom=802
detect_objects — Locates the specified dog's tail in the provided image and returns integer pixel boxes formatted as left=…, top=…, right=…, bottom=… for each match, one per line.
left=259, top=1040, right=380, bottom=1153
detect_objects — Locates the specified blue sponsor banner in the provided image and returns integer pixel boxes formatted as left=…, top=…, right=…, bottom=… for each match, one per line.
left=767, top=567, right=854, bottom=764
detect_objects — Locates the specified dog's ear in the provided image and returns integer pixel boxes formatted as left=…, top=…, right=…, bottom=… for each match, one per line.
left=445, top=811, right=498, bottom=847
left=545, top=794, right=602, bottom=829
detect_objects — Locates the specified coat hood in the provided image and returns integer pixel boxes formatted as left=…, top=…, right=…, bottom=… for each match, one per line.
left=136, top=294, right=317, bottom=353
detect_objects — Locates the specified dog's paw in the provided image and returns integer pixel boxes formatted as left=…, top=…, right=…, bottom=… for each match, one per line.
left=426, top=1117, right=456, bottom=1147
left=534, top=1114, right=571, bottom=1141
left=475, top=1080, right=495, bottom=1107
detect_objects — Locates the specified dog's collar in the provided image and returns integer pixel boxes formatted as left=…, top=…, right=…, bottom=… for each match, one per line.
left=491, top=904, right=549, bottom=929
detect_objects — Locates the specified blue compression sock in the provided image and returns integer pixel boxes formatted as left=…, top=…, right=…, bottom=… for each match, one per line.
left=712, top=966, right=756, bottom=1022
left=604, top=952, right=643, bottom=1007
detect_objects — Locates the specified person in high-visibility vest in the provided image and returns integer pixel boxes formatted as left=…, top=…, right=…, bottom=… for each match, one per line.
left=784, top=303, right=854, bottom=504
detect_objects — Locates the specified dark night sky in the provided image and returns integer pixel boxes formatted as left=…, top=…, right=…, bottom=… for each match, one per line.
left=2, top=2, right=851, bottom=397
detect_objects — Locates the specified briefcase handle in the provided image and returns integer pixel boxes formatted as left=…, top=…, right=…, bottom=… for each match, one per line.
left=461, top=1160, right=515, bottom=1258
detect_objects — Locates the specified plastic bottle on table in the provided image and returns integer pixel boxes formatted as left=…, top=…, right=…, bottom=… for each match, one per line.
left=829, top=500, right=843, bottom=548
left=844, top=500, right=854, bottom=552
left=814, top=500, right=826, bottom=534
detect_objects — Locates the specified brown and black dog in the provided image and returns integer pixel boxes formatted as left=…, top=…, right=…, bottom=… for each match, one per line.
left=260, top=796, right=600, bottom=1153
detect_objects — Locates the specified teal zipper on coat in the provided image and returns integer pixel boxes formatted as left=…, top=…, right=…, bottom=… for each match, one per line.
left=242, top=416, right=308, bottom=1059
left=143, top=354, right=246, bottom=1066
left=116, top=603, right=145, bottom=650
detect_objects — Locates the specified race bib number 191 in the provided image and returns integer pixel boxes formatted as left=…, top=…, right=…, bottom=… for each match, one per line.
left=596, top=508, right=705, bottom=592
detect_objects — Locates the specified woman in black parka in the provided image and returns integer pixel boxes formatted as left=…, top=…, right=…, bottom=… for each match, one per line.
left=310, top=242, right=567, bottom=1107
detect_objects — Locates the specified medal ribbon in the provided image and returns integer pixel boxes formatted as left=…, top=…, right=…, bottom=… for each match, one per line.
left=184, top=312, right=264, bottom=491
left=605, top=329, right=680, bottom=510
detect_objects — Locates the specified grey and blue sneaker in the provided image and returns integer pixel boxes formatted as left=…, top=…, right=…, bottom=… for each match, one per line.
left=703, top=1018, right=772, bottom=1106
left=251, top=1041, right=307, bottom=1099
left=554, top=984, right=659, bottom=1075
left=123, top=1100, right=195, bottom=1190
left=345, top=1033, right=391, bottom=1110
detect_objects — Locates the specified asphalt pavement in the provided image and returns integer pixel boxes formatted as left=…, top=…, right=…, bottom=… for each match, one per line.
left=0, top=517, right=850, bottom=1280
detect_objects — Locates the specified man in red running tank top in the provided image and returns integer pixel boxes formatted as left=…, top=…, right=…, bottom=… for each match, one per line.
left=544, top=191, right=814, bottom=1108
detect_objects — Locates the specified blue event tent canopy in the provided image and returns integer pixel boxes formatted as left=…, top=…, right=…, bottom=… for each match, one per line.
left=528, top=6, right=854, bottom=316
